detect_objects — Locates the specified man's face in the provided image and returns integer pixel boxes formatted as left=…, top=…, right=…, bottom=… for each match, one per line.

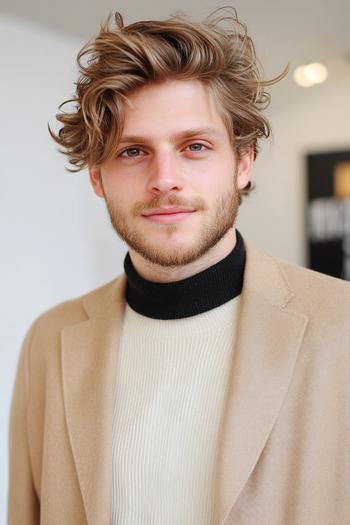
left=90, top=79, right=252, bottom=267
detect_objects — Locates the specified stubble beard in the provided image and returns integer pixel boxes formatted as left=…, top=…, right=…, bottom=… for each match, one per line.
left=103, top=182, right=240, bottom=268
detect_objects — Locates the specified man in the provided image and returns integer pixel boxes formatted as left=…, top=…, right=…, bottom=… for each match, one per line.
left=8, top=8, right=350, bottom=525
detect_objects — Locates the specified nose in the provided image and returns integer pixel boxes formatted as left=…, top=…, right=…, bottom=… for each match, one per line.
left=146, top=151, right=184, bottom=195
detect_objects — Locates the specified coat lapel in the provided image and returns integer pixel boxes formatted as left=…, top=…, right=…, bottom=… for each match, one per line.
left=61, top=275, right=127, bottom=525
left=214, top=240, right=309, bottom=524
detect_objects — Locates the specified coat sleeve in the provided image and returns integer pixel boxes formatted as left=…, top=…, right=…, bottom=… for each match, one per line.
left=8, top=327, right=40, bottom=524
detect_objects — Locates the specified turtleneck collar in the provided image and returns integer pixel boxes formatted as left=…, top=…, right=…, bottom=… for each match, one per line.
left=123, top=229, right=246, bottom=320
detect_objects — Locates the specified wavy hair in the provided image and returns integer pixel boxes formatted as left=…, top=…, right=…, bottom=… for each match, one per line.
left=49, top=8, right=286, bottom=200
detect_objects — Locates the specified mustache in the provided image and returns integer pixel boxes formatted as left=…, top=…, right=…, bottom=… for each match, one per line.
left=133, top=194, right=207, bottom=216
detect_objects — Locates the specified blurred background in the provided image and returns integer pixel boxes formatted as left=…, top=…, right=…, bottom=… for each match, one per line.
left=1, top=0, right=350, bottom=521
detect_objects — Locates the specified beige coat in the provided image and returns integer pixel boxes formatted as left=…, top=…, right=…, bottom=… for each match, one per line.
left=8, top=239, right=350, bottom=524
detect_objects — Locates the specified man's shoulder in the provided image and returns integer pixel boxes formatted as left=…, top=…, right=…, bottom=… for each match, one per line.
left=248, top=239, right=348, bottom=290
left=30, top=276, right=125, bottom=340
left=245, top=239, right=350, bottom=322
left=276, top=255, right=350, bottom=297
left=268, top=250, right=350, bottom=320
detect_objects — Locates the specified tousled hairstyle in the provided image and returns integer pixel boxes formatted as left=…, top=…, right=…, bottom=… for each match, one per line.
left=49, top=7, right=286, bottom=201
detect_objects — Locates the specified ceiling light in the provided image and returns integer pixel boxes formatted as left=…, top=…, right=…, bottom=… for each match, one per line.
left=293, top=62, right=328, bottom=87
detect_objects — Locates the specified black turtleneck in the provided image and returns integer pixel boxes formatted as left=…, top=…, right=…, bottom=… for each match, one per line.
left=123, top=229, right=246, bottom=320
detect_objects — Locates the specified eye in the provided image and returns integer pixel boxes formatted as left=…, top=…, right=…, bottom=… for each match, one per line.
left=185, top=143, right=208, bottom=153
left=119, top=147, right=145, bottom=158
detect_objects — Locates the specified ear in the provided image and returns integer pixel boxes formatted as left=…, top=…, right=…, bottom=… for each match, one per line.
left=89, top=166, right=105, bottom=198
left=236, top=146, right=254, bottom=190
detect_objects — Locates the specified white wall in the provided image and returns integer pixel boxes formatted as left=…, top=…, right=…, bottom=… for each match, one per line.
left=0, top=16, right=126, bottom=523
left=1, top=13, right=349, bottom=524
left=237, top=59, right=350, bottom=264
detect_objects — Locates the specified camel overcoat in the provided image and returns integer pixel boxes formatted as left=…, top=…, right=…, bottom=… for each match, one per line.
left=8, top=239, right=350, bottom=524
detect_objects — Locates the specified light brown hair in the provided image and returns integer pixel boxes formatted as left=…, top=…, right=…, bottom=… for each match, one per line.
left=49, top=8, right=286, bottom=201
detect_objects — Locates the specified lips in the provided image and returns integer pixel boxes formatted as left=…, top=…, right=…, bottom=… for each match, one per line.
left=142, top=208, right=196, bottom=224
left=143, top=207, right=195, bottom=217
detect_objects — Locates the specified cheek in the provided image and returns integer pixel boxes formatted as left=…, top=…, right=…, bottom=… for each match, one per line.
left=102, top=170, right=138, bottom=200
left=188, top=161, right=235, bottom=194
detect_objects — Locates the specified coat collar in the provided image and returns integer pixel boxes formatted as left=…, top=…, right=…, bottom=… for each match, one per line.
left=61, top=240, right=308, bottom=525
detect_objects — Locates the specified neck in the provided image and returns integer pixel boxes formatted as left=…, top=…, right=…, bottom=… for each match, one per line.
left=123, top=229, right=246, bottom=319
left=128, top=228, right=236, bottom=283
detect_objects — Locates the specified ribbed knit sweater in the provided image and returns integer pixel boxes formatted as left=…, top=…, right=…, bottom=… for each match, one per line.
left=110, top=231, right=246, bottom=525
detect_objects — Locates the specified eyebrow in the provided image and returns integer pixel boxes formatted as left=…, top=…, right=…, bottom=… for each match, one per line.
left=118, top=127, right=221, bottom=144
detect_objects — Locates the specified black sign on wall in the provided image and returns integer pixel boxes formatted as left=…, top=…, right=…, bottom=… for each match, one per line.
left=307, top=150, right=350, bottom=281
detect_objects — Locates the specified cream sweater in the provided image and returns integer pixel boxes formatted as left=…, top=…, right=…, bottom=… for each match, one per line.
left=110, top=296, right=241, bottom=525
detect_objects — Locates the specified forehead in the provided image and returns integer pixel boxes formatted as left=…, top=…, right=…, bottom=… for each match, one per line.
left=121, top=79, right=229, bottom=141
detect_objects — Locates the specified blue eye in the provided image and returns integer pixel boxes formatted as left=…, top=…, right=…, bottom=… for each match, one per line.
left=187, top=143, right=207, bottom=152
left=120, top=148, right=143, bottom=158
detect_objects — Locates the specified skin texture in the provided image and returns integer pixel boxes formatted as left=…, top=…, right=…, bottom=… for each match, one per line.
left=89, top=79, right=253, bottom=283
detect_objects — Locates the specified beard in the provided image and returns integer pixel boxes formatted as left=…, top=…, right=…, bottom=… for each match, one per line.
left=103, top=179, right=240, bottom=268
